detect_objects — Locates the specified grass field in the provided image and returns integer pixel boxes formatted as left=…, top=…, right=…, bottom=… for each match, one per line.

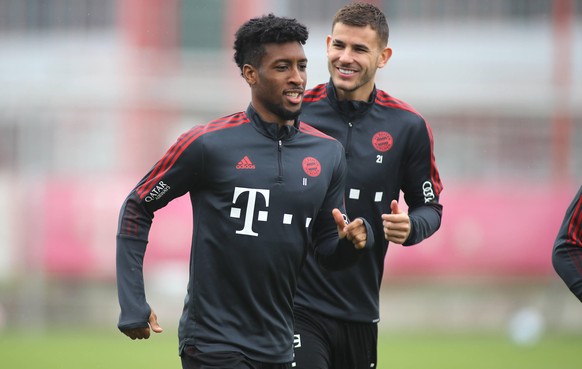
left=1, top=329, right=581, bottom=368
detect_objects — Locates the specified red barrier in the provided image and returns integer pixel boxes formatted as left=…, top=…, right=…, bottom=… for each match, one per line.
left=37, top=179, right=576, bottom=278
left=384, top=182, right=575, bottom=277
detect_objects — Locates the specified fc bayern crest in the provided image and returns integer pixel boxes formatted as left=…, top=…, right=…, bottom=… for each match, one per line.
left=372, top=131, right=393, bottom=152
left=302, top=157, right=321, bottom=177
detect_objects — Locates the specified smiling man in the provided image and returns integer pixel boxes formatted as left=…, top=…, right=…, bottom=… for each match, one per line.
left=294, top=3, right=444, bottom=369
left=115, top=13, right=374, bottom=369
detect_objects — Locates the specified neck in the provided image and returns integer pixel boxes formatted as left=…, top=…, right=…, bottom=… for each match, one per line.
left=334, top=81, right=375, bottom=102
left=251, top=103, right=296, bottom=127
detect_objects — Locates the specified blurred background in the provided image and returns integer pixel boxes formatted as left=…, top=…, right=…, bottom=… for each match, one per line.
left=0, top=0, right=581, bottom=355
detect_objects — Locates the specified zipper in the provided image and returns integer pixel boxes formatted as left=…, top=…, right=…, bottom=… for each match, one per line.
left=277, top=140, right=283, bottom=182
left=346, top=121, right=353, bottom=156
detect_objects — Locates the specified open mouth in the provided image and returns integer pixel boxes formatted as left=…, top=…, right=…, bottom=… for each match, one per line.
left=284, top=90, right=303, bottom=104
left=339, top=68, right=355, bottom=74
left=337, top=66, right=357, bottom=77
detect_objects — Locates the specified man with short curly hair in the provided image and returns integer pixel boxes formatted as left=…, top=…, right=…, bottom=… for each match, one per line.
left=115, top=13, right=374, bottom=369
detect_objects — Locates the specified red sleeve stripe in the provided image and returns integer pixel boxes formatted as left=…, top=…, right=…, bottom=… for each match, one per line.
left=566, top=245, right=582, bottom=276
left=303, top=84, right=327, bottom=102
left=567, top=193, right=582, bottom=246
left=375, top=91, right=422, bottom=117
left=424, top=122, right=443, bottom=195
left=299, top=122, right=335, bottom=140
left=136, top=113, right=249, bottom=199
left=121, top=197, right=139, bottom=236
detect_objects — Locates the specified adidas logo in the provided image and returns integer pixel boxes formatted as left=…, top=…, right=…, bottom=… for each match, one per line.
left=236, top=156, right=256, bottom=169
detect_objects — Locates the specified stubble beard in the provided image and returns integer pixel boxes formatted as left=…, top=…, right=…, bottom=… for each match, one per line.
left=266, top=101, right=302, bottom=122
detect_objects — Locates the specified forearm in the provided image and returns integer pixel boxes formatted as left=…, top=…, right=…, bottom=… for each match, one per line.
left=404, top=203, right=442, bottom=246
left=316, top=217, right=374, bottom=271
left=553, top=242, right=582, bottom=302
left=116, top=235, right=151, bottom=330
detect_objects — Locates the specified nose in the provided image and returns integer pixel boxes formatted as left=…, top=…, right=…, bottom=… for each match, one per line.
left=289, top=65, right=305, bottom=86
left=338, top=49, right=353, bottom=64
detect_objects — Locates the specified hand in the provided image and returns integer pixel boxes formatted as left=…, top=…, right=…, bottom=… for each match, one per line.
left=382, top=200, right=411, bottom=244
left=121, top=308, right=164, bottom=340
left=332, top=208, right=367, bottom=249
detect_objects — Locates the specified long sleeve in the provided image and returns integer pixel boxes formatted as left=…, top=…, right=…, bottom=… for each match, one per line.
left=552, top=186, right=582, bottom=302
left=402, top=116, right=443, bottom=246
left=116, top=128, right=204, bottom=330
left=405, top=202, right=443, bottom=246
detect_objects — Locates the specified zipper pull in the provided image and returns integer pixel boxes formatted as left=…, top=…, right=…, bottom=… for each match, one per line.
left=348, top=122, right=353, bottom=128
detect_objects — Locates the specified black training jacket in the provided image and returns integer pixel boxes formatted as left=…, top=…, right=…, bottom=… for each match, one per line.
left=116, top=105, right=372, bottom=363
left=295, top=81, right=443, bottom=323
left=552, top=185, right=582, bottom=301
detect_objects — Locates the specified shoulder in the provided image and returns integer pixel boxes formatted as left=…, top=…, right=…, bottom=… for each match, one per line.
left=298, top=122, right=344, bottom=159
left=374, top=90, right=436, bottom=139
left=180, top=112, right=250, bottom=141
left=375, top=90, right=424, bottom=121
left=298, top=121, right=337, bottom=142
left=167, top=112, right=251, bottom=161
left=199, top=112, right=250, bottom=135
left=303, top=83, right=328, bottom=103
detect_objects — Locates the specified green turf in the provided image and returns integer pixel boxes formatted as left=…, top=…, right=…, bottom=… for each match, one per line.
left=378, top=332, right=582, bottom=369
left=0, top=330, right=580, bottom=368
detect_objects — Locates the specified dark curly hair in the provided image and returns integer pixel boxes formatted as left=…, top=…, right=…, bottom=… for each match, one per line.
left=233, top=14, right=309, bottom=74
left=333, top=2, right=389, bottom=47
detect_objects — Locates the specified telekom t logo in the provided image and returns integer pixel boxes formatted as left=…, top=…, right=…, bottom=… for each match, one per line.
left=230, top=187, right=270, bottom=237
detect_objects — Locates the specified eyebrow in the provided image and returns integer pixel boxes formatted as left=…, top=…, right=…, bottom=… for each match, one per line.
left=332, top=38, right=370, bottom=52
left=271, top=57, right=308, bottom=64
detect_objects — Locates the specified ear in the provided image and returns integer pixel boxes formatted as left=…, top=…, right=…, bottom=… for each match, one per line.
left=242, top=64, right=257, bottom=86
left=326, top=35, right=332, bottom=53
left=377, top=46, right=392, bottom=69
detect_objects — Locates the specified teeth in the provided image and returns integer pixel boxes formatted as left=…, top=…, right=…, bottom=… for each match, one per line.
left=286, top=92, right=300, bottom=98
left=339, top=68, right=354, bottom=75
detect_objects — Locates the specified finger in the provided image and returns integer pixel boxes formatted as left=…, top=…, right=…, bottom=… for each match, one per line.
left=384, top=227, right=408, bottom=243
left=125, top=327, right=150, bottom=340
left=354, top=234, right=367, bottom=249
left=344, top=220, right=365, bottom=242
left=382, top=213, right=402, bottom=223
left=345, top=223, right=367, bottom=248
left=384, top=221, right=408, bottom=232
left=344, top=217, right=363, bottom=232
left=141, top=327, right=151, bottom=339
left=149, top=310, right=164, bottom=334
left=150, top=320, right=164, bottom=334
left=352, top=232, right=367, bottom=245
left=332, top=208, right=347, bottom=229
left=390, top=200, right=401, bottom=214
left=123, top=330, right=136, bottom=340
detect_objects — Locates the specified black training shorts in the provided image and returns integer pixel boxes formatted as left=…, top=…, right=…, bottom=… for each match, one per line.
left=181, top=346, right=292, bottom=369
left=292, top=306, right=378, bottom=369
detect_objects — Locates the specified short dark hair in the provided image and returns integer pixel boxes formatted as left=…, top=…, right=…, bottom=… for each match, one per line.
left=233, top=14, right=309, bottom=73
left=332, top=2, right=389, bottom=47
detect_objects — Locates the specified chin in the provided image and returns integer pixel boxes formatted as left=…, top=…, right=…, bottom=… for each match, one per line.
left=280, top=107, right=301, bottom=121
left=332, top=80, right=355, bottom=93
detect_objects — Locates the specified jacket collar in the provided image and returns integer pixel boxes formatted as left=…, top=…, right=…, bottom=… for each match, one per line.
left=326, top=79, right=375, bottom=120
left=246, top=104, right=300, bottom=141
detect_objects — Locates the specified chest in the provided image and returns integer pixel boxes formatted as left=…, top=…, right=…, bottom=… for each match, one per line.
left=308, top=109, right=410, bottom=184
left=201, top=133, right=335, bottom=214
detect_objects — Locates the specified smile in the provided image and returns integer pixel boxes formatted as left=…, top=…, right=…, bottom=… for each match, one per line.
left=338, top=67, right=356, bottom=75
left=284, top=91, right=302, bottom=98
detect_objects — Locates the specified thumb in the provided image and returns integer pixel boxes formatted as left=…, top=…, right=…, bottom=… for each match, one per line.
left=149, top=310, right=164, bottom=333
left=332, top=208, right=347, bottom=229
left=391, top=200, right=401, bottom=214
